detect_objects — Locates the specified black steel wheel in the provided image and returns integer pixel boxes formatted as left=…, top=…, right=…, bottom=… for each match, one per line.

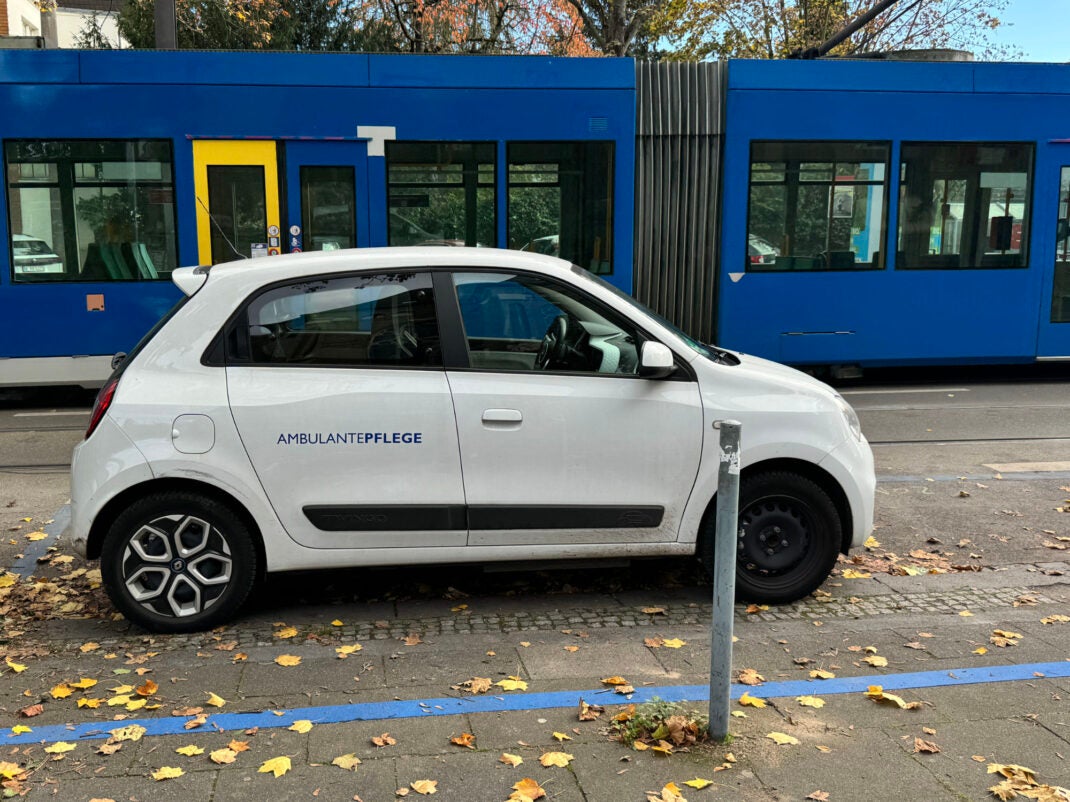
left=699, top=471, right=841, bottom=604
left=101, top=491, right=258, bottom=633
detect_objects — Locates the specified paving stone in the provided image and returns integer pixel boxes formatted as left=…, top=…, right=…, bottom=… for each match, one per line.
left=306, top=713, right=473, bottom=762
left=396, top=750, right=585, bottom=802
left=465, top=707, right=613, bottom=751
left=520, top=641, right=670, bottom=682
left=47, top=765, right=219, bottom=801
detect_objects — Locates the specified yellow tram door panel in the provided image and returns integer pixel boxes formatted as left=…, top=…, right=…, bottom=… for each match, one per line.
left=192, top=141, right=281, bottom=265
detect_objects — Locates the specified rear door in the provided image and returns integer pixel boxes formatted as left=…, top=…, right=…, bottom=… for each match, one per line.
left=226, top=270, right=466, bottom=549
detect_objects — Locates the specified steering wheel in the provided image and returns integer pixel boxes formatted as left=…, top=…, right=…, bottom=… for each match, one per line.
left=534, top=315, right=570, bottom=370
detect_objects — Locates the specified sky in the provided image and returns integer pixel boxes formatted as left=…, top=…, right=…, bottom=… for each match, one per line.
left=991, top=0, right=1069, bottom=62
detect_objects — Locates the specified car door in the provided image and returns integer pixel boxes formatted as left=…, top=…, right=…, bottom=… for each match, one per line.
left=444, top=269, right=704, bottom=547
left=226, top=270, right=467, bottom=549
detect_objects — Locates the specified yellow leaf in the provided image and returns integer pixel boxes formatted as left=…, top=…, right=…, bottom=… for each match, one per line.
left=44, top=742, right=75, bottom=754
left=69, top=678, right=97, bottom=689
left=539, top=752, right=573, bottom=767
left=25, top=531, right=47, bottom=542
left=336, top=644, right=363, bottom=659
left=205, top=692, right=226, bottom=707
left=992, top=629, right=1023, bottom=640
left=863, top=655, right=888, bottom=667
left=863, top=535, right=881, bottom=549
left=229, top=740, right=250, bottom=752
left=331, top=753, right=361, bottom=771
left=739, top=692, right=767, bottom=708
left=450, top=732, right=475, bottom=749
left=151, top=766, right=184, bottom=781
left=958, top=610, right=974, bottom=617
left=973, top=647, right=988, bottom=655
left=274, top=626, right=298, bottom=639
left=5, top=658, right=26, bottom=673
left=601, top=676, right=628, bottom=686
left=641, top=606, right=666, bottom=615
left=209, top=748, right=237, bottom=764
left=258, top=756, right=292, bottom=778
left=289, top=720, right=313, bottom=734
left=109, top=725, right=146, bottom=742
left=731, top=711, right=747, bottom=718
left=796, top=695, right=825, bottom=708
left=175, top=745, right=204, bottom=756
left=451, top=603, right=468, bottom=612
left=737, top=668, right=765, bottom=685
left=510, top=777, right=545, bottom=800
left=110, top=684, right=134, bottom=695
left=633, top=741, right=650, bottom=751
left=0, top=762, right=23, bottom=780
left=50, top=684, right=73, bottom=699
left=77, top=698, right=101, bottom=709
left=274, top=654, right=301, bottom=667
left=135, top=680, right=158, bottom=696
left=865, top=685, right=922, bottom=709
left=683, top=778, right=714, bottom=789
left=496, top=676, right=527, bottom=691
left=410, top=780, right=438, bottom=795
left=331, top=619, right=344, bottom=626
left=0, top=574, right=17, bottom=589
left=564, top=645, right=580, bottom=653
left=650, top=739, right=674, bottom=756
left=552, top=732, right=571, bottom=742
left=10, top=725, right=30, bottom=735
left=125, top=698, right=147, bottom=712
left=766, top=731, right=800, bottom=746
left=841, top=569, right=871, bottom=579
left=816, top=745, right=832, bottom=753
left=661, top=638, right=686, bottom=649
left=79, top=642, right=100, bottom=653
left=810, top=669, right=836, bottom=679
left=1041, top=614, right=1070, bottom=624
left=500, top=753, right=524, bottom=767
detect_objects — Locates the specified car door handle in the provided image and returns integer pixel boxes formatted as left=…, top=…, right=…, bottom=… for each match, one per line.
left=482, top=408, right=522, bottom=425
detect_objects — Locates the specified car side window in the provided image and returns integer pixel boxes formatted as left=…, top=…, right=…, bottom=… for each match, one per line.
left=235, top=272, right=441, bottom=367
left=452, top=272, right=640, bottom=375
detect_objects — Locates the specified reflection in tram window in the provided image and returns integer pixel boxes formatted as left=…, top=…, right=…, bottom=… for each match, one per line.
left=508, top=142, right=614, bottom=275
left=1053, top=167, right=1070, bottom=324
left=386, top=142, right=495, bottom=248
left=5, top=140, right=177, bottom=282
left=746, top=141, right=888, bottom=272
left=301, top=166, right=356, bottom=251
left=898, top=142, right=1033, bottom=270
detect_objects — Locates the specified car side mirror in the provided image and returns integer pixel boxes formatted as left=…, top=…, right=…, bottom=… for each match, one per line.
left=110, top=352, right=127, bottom=371
left=639, top=341, right=676, bottom=379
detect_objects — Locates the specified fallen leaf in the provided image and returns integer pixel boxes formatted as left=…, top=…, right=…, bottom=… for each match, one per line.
left=136, top=680, right=159, bottom=697
left=205, top=691, right=225, bottom=707
left=79, top=642, right=100, bottom=653
left=332, top=753, right=362, bottom=771
left=496, top=676, right=528, bottom=691
left=745, top=603, right=769, bottom=613
left=259, top=756, right=292, bottom=778
left=274, top=626, right=298, bottom=639
left=9, top=725, right=30, bottom=735
left=815, top=745, right=832, bottom=753
left=45, top=742, right=76, bottom=754
left=683, top=778, right=714, bottom=789
left=1042, top=614, right=1070, bottom=625
left=175, top=745, right=204, bottom=756
left=109, top=725, right=146, bottom=742
left=863, top=655, right=888, bottom=668
left=810, top=669, right=836, bottom=680
left=841, top=569, right=871, bottom=579
left=78, top=698, right=102, bottom=709
left=184, top=713, right=208, bottom=730
left=50, top=683, right=73, bottom=699
left=959, top=610, right=974, bottom=617
left=402, top=634, right=422, bottom=646
left=372, top=733, right=397, bottom=747
left=865, top=685, right=922, bottom=710
left=739, top=692, right=767, bottom=708
left=806, top=793, right=830, bottom=801
left=737, top=668, right=765, bottom=685
left=151, top=766, right=184, bottom=781
left=914, top=737, right=940, bottom=754
left=455, top=677, right=491, bottom=694
left=614, top=684, right=636, bottom=695
left=410, top=780, right=437, bottom=795
left=641, top=606, right=666, bottom=615
left=578, top=700, right=604, bottom=720
left=661, top=638, right=686, bottom=649
left=450, top=732, right=475, bottom=749
left=564, top=645, right=580, bottom=653
left=973, top=647, right=988, bottom=655
left=69, top=677, right=98, bottom=689
left=331, top=619, right=344, bottom=626
left=510, top=777, right=545, bottom=801
left=601, top=676, right=629, bottom=686
left=650, top=740, right=674, bottom=756
left=336, top=644, right=363, bottom=659
left=274, top=654, right=302, bottom=667
left=766, top=732, right=800, bottom=746
left=644, top=637, right=664, bottom=648
left=229, top=739, right=250, bottom=752
left=18, top=704, right=42, bottom=718
left=646, top=781, right=686, bottom=802
left=5, top=658, right=26, bottom=673
left=797, top=695, right=825, bottom=708
left=210, top=748, right=237, bottom=764
left=289, top=720, right=313, bottom=734
left=539, top=752, right=573, bottom=767
left=500, top=753, right=524, bottom=767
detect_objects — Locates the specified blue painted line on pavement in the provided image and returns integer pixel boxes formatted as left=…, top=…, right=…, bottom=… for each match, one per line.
left=12, top=504, right=70, bottom=579
left=6, top=660, right=1070, bottom=746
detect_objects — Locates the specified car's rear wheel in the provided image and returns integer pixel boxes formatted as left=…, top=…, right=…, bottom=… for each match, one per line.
left=699, top=471, right=841, bottom=604
left=101, top=491, right=258, bottom=633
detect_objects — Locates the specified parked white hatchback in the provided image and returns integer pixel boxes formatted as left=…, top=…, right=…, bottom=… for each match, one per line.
left=71, top=247, right=874, bottom=632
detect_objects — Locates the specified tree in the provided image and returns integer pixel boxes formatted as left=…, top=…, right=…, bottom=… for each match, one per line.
left=560, top=0, right=666, bottom=56
left=659, top=0, right=1011, bottom=61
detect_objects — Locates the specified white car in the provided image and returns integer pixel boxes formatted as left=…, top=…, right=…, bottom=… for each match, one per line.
left=71, top=248, right=874, bottom=632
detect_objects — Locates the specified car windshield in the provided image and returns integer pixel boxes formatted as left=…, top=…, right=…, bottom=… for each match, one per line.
left=13, top=239, right=53, bottom=257
left=569, top=265, right=724, bottom=361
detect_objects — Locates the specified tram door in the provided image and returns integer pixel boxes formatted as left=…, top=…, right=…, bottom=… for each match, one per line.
left=192, top=141, right=282, bottom=265
left=282, top=142, right=369, bottom=254
left=1038, top=166, right=1070, bottom=359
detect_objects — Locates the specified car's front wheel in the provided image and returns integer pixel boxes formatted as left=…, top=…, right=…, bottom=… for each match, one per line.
left=699, top=471, right=842, bottom=604
left=100, top=491, right=258, bottom=633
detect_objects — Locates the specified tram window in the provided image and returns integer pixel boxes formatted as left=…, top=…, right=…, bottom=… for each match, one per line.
left=747, top=141, right=888, bottom=272
left=508, top=142, right=614, bottom=275
left=386, top=142, right=495, bottom=248
left=1053, top=167, right=1070, bottom=323
left=301, top=166, right=356, bottom=252
left=5, top=140, right=177, bottom=282
left=897, top=142, right=1033, bottom=270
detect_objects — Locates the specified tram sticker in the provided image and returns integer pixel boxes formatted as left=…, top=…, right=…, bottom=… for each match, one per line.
left=86, top=294, right=105, bottom=312
left=268, top=247, right=281, bottom=256
left=251, top=243, right=269, bottom=258
left=289, top=225, right=301, bottom=236
left=291, top=247, right=302, bottom=253
left=269, top=237, right=280, bottom=247
left=268, top=225, right=280, bottom=237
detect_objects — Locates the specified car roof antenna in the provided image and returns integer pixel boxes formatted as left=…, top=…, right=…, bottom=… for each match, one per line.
left=196, top=195, right=248, bottom=260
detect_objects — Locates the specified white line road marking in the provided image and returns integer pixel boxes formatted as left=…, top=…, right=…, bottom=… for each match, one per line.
left=982, top=461, right=1070, bottom=473
left=13, top=410, right=90, bottom=417
left=840, top=388, right=970, bottom=395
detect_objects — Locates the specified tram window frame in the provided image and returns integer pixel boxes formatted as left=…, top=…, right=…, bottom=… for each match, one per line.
left=506, top=141, right=615, bottom=276
left=4, top=139, right=178, bottom=283
left=385, top=142, right=496, bottom=249
left=745, top=140, right=890, bottom=273
left=897, top=141, right=1034, bottom=271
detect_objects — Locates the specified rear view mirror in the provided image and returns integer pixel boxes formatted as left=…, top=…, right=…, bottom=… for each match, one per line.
left=110, top=352, right=126, bottom=371
left=639, top=341, right=676, bottom=379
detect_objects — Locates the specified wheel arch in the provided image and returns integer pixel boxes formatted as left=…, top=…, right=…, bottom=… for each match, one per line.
left=85, top=478, right=267, bottom=576
left=699, top=457, right=853, bottom=555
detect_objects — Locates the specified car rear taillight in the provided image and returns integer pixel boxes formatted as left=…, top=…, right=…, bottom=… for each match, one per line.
left=85, top=378, right=118, bottom=440
left=749, top=255, right=762, bottom=264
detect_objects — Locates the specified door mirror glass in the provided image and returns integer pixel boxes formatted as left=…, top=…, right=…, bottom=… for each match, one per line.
left=639, top=341, right=675, bottom=379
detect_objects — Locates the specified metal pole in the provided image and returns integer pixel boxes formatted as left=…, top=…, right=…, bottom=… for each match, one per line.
left=154, top=0, right=177, bottom=49
left=709, top=419, right=741, bottom=741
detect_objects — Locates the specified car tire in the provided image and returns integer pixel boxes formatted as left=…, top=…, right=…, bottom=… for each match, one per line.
left=699, top=471, right=841, bottom=604
left=100, top=491, right=258, bottom=633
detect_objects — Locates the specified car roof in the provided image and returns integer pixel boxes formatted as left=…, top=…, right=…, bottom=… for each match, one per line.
left=192, top=246, right=577, bottom=295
